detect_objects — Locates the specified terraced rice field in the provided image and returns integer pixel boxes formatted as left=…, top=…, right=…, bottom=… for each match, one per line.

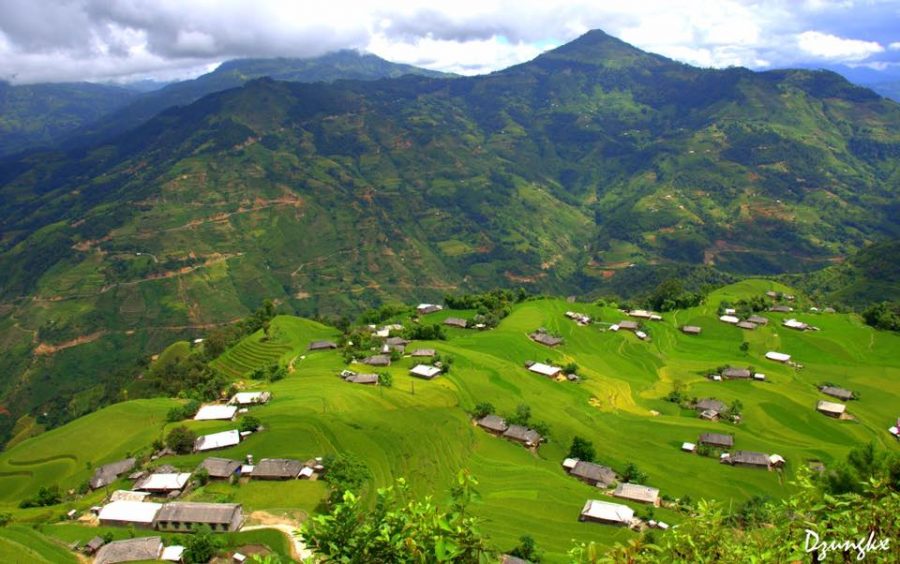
left=2, top=280, right=897, bottom=561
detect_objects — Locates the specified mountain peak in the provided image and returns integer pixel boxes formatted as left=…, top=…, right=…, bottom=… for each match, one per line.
left=537, top=28, right=672, bottom=68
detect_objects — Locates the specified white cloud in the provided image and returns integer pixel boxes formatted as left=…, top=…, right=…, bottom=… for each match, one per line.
left=0, top=1, right=897, bottom=83
left=890, top=42, right=900, bottom=50
left=796, top=31, right=884, bottom=61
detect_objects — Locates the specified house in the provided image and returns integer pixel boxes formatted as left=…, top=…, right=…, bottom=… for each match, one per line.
left=530, top=331, right=563, bottom=347
left=579, top=499, right=634, bottom=526
left=820, top=386, right=854, bottom=401
left=736, top=321, right=757, bottom=330
left=635, top=330, right=648, bottom=340
left=747, top=315, right=768, bottom=325
left=770, top=305, right=793, bottom=313
left=695, top=398, right=726, bottom=413
left=476, top=414, right=508, bottom=434
left=699, top=409, right=719, bottom=421
left=443, top=317, right=468, bottom=329
left=194, top=430, right=241, bottom=452
left=722, top=367, right=751, bottom=379
left=699, top=433, right=734, bottom=449
left=94, top=536, right=163, bottom=564
left=410, top=348, right=436, bottom=358
left=385, top=337, right=409, bottom=347
left=90, top=458, right=137, bottom=489
left=198, top=458, right=241, bottom=480
left=728, top=450, right=771, bottom=469
left=765, top=291, right=779, bottom=299
left=416, top=303, right=443, bottom=315
left=568, top=460, right=617, bottom=487
left=345, top=373, right=379, bottom=385
left=527, top=362, right=563, bottom=378
left=252, top=458, right=303, bottom=480
left=753, top=373, right=766, bottom=381
left=719, top=315, right=740, bottom=324
left=682, top=442, right=696, bottom=453
left=502, top=425, right=542, bottom=447
left=98, top=501, right=162, bottom=528
left=161, top=545, right=185, bottom=562
left=230, top=391, right=271, bottom=405
left=193, top=404, right=237, bottom=421
left=308, top=340, right=338, bottom=351
left=817, top=400, right=846, bottom=418
left=769, top=454, right=786, bottom=469
left=618, top=320, right=640, bottom=331
left=133, top=472, right=191, bottom=494
left=565, top=311, right=592, bottom=325
left=765, top=351, right=791, bottom=363
left=613, top=482, right=660, bottom=505
left=783, top=318, right=809, bottom=331
left=410, top=364, right=442, bottom=379
left=109, top=490, right=151, bottom=503
left=681, top=325, right=702, bottom=335
left=628, top=310, right=654, bottom=319
left=362, top=354, right=391, bottom=367
left=154, top=502, right=243, bottom=533
left=84, top=536, right=106, bottom=555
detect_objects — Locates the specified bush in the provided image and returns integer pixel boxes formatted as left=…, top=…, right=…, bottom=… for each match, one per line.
left=378, top=372, right=393, bottom=387
left=322, top=453, right=370, bottom=506
left=473, top=402, right=494, bottom=419
left=166, top=425, right=197, bottom=454
left=239, top=415, right=261, bottom=433
left=19, top=485, right=61, bottom=508
left=568, top=436, right=596, bottom=462
left=183, top=524, right=222, bottom=563
left=622, top=463, right=648, bottom=484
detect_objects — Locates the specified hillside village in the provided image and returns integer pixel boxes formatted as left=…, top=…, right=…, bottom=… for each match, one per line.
left=0, top=280, right=898, bottom=562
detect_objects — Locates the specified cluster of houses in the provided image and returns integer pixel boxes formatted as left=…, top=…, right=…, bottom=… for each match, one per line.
left=609, top=310, right=662, bottom=341
left=562, top=458, right=666, bottom=530
left=475, top=414, right=543, bottom=448
left=681, top=433, right=785, bottom=471
left=815, top=384, right=856, bottom=420
left=565, top=311, right=592, bottom=326
left=708, top=366, right=766, bottom=382
left=694, top=398, right=730, bottom=422
left=97, top=499, right=244, bottom=532
left=719, top=310, right=770, bottom=331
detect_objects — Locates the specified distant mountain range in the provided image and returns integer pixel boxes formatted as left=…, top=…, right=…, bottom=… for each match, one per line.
left=0, top=50, right=450, bottom=157
left=0, top=28, right=897, bottom=444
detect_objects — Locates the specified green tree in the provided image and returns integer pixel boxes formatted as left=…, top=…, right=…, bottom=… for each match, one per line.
left=567, top=436, right=596, bottom=462
left=509, top=534, right=541, bottom=562
left=166, top=425, right=197, bottom=454
left=622, top=463, right=648, bottom=484
left=378, top=371, right=393, bottom=387
left=473, top=402, right=494, bottom=419
left=509, top=403, right=531, bottom=426
left=322, top=453, right=370, bottom=506
left=183, top=524, right=221, bottom=563
left=239, top=415, right=261, bottom=433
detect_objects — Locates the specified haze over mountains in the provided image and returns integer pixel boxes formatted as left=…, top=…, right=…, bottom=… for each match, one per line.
left=0, top=29, right=898, bottom=443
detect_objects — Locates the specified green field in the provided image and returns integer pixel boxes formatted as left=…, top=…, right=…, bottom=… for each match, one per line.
left=1, top=280, right=897, bottom=561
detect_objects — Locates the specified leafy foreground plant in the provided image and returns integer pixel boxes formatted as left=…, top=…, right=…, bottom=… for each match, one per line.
left=302, top=471, right=492, bottom=563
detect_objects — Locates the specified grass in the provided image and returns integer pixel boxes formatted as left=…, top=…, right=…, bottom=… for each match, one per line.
left=1, top=280, right=897, bottom=562
left=0, top=525, right=78, bottom=564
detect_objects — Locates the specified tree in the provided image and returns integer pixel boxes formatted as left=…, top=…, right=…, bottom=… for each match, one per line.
left=183, top=524, right=221, bottom=563
left=622, top=463, right=648, bottom=484
left=166, top=425, right=197, bottom=455
left=322, top=453, right=370, bottom=506
left=739, top=341, right=750, bottom=353
left=0, top=513, right=11, bottom=527
left=239, top=415, right=261, bottom=433
left=563, top=362, right=579, bottom=375
left=377, top=372, right=392, bottom=387
left=193, top=468, right=210, bottom=486
left=510, top=403, right=531, bottom=426
left=303, top=472, right=491, bottom=562
left=509, top=535, right=541, bottom=562
left=568, top=436, right=596, bottom=462
left=473, top=402, right=494, bottom=419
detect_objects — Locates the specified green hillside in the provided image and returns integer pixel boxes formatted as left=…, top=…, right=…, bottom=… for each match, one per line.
left=0, top=28, right=898, bottom=446
left=0, top=281, right=896, bottom=561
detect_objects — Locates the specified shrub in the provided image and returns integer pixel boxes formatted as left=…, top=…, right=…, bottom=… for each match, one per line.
left=166, top=425, right=197, bottom=455
left=473, top=402, right=494, bottom=419
left=239, top=415, right=261, bottom=433
left=568, top=436, right=596, bottom=462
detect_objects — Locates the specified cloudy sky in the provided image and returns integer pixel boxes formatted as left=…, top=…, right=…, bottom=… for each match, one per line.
left=1, top=0, right=898, bottom=84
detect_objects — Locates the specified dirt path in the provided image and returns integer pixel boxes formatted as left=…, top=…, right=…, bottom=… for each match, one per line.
left=244, top=511, right=312, bottom=561
left=34, top=331, right=106, bottom=355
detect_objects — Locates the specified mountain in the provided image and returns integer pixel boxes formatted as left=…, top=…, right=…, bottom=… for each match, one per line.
left=812, top=63, right=900, bottom=102
left=0, top=51, right=451, bottom=158
left=0, top=28, right=898, bottom=442
left=62, top=50, right=452, bottom=149
left=0, top=81, right=139, bottom=156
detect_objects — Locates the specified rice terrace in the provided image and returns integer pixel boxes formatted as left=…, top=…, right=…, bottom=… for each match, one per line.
left=0, top=279, right=897, bottom=562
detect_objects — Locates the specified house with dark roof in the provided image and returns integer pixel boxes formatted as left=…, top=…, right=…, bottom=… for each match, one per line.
left=736, top=321, right=757, bottom=330
left=90, top=458, right=137, bottom=490
left=362, top=354, right=391, bottom=367
left=198, top=458, right=241, bottom=480
left=476, top=414, right=508, bottom=435
left=694, top=399, right=726, bottom=413
left=410, top=348, right=436, bottom=358
left=416, top=304, right=443, bottom=315
left=155, top=502, right=243, bottom=532
left=84, top=536, right=106, bottom=555
left=308, top=340, right=338, bottom=351
left=252, top=459, right=303, bottom=480
left=699, top=433, right=734, bottom=449
left=617, top=320, right=639, bottom=331
left=345, top=373, right=379, bottom=385
left=747, top=315, right=768, bottom=325
left=681, top=325, right=702, bottom=335
left=529, top=331, right=563, bottom=347
left=721, top=368, right=752, bottom=379
left=385, top=337, right=409, bottom=347
left=443, top=317, right=468, bottom=329
left=770, top=305, right=793, bottom=313
left=502, top=425, right=542, bottom=448
left=820, top=386, right=853, bottom=401
left=94, top=536, right=163, bottom=564
left=569, top=460, right=617, bottom=487
left=728, top=451, right=770, bottom=469
left=816, top=400, right=846, bottom=418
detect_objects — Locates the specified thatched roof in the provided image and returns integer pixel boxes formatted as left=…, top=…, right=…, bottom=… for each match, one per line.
left=94, top=537, right=162, bottom=564
left=570, top=461, right=616, bottom=486
left=253, top=458, right=303, bottom=479
left=699, top=433, right=734, bottom=448
left=476, top=414, right=508, bottom=433
left=199, top=457, right=241, bottom=479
